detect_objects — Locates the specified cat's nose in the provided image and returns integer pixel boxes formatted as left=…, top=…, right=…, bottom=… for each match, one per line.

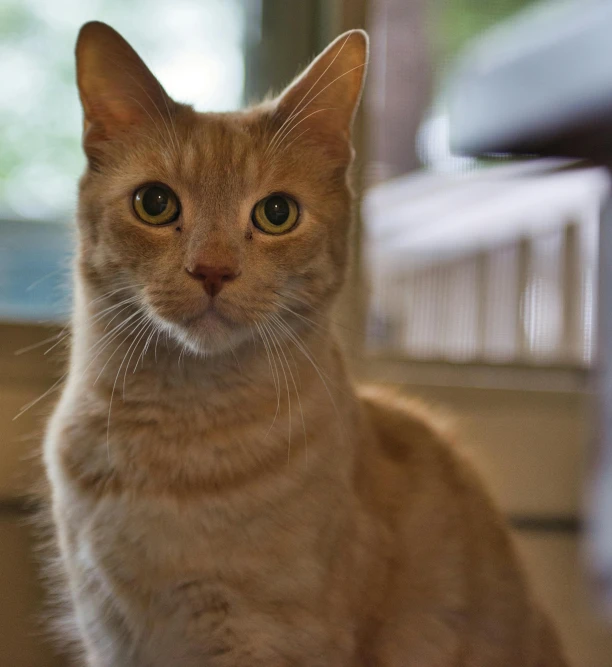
left=185, top=263, right=241, bottom=298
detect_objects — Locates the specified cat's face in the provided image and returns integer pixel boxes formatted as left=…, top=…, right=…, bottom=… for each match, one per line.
left=75, top=22, right=367, bottom=355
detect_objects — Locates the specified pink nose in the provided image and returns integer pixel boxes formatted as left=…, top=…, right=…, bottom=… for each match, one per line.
left=186, top=263, right=241, bottom=298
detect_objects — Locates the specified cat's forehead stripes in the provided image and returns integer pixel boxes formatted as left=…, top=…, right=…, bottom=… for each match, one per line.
left=160, top=111, right=269, bottom=203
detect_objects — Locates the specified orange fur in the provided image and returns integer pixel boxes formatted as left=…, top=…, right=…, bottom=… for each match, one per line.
left=43, top=21, right=569, bottom=666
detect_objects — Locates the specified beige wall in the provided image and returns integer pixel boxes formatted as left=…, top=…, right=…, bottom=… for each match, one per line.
left=402, top=383, right=588, bottom=517
left=0, top=324, right=61, bottom=497
left=517, top=533, right=612, bottom=667
left=0, top=518, right=67, bottom=667
left=0, top=324, right=68, bottom=666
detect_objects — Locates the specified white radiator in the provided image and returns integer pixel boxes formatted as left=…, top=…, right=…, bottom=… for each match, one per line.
left=364, top=160, right=609, bottom=367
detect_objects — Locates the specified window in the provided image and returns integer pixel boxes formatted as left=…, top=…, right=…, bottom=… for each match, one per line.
left=1, top=0, right=247, bottom=221
left=0, top=0, right=249, bottom=320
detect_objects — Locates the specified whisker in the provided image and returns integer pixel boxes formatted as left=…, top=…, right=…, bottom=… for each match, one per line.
left=87, top=308, right=141, bottom=355
left=26, top=268, right=64, bottom=292
left=264, top=322, right=292, bottom=461
left=254, top=322, right=281, bottom=439
left=98, top=299, right=141, bottom=333
left=269, top=313, right=345, bottom=436
left=15, top=331, right=66, bottom=356
left=255, top=322, right=279, bottom=398
left=275, top=302, right=326, bottom=334
left=223, top=332, right=242, bottom=371
left=13, top=303, right=144, bottom=420
left=156, top=78, right=181, bottom=156
left=92, top=312, right=147, bottom=383
left=15, top=294, right=139, bottom=358
left=274, top=290, right=360, bottom=337
left=122, top=318, right=153, bottom=397
left=267, top=108, right=334, bottom=161
left=105, top=314, right=150, bottom=458
left=154, top=329, right=162, bottom=363
left=138, top=323, right=158, bottom=370
left=276, top=128, right=310, bottom=158
left=88, top=284, right=142, bottom=307
left=102, top=52, right=177, bottom=157
left=13, top=373, right=68, bottom=421
left=268, top=320, right=308, bottom=464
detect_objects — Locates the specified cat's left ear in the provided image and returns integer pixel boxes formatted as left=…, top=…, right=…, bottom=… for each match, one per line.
left=275, top=30, right=368, bottom=142
left=75, top=21, right=177, bottom=160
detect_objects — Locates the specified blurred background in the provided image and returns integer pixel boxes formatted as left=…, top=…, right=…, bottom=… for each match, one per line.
left=1, top=0, right=612, bottom=665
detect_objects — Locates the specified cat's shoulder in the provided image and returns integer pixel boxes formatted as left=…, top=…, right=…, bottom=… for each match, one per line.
left=356, top=384, right=478, bottom=488
left=358, top=385, right=456, bottom=457
left=356, top=384, right=499, bottom=525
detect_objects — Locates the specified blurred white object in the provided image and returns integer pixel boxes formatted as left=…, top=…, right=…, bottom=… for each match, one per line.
left=448, top=0, right=612, bottom=159
left=364, top=161, right=608, bottom=366
left=446, top=0, right=612, bottom=615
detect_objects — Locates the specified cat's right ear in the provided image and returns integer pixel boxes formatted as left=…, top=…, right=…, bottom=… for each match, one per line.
left=75, top=21, right=175, bottom=163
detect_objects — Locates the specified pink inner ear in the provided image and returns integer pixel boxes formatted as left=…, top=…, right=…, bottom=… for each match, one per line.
left=100, top=94, right=144, bottom=127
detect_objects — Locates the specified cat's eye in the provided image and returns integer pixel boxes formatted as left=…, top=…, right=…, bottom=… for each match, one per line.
left=133, top=184, right=180, bottom=225
left=251, top=194, right=299, bottom=234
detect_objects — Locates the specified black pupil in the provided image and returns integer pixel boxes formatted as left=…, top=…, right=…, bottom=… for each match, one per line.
left=264, top=196, right=289, bottom=226
left=142, top=187, right=169, bottom=217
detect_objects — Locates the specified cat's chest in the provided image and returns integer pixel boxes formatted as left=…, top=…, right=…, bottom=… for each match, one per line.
left=60, top=387, right=312, bottom=497
left=54, top=390, right=348, bottom=583
left=69, top=491, right=353, bottom=666
left=71, top=469, right=337, bottom=603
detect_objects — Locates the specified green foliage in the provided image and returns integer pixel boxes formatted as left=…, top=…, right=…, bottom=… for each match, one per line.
left=0, top=0, right=245, bottom=222
left=431, top=0, right=541, bottom=65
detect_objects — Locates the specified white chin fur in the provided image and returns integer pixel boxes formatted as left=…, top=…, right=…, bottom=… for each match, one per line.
left=153, top=313, right=250, bottom=358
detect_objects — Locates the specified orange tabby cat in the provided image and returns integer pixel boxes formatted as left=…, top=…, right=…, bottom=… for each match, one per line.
left=43, top=21, right=569, bottom=666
